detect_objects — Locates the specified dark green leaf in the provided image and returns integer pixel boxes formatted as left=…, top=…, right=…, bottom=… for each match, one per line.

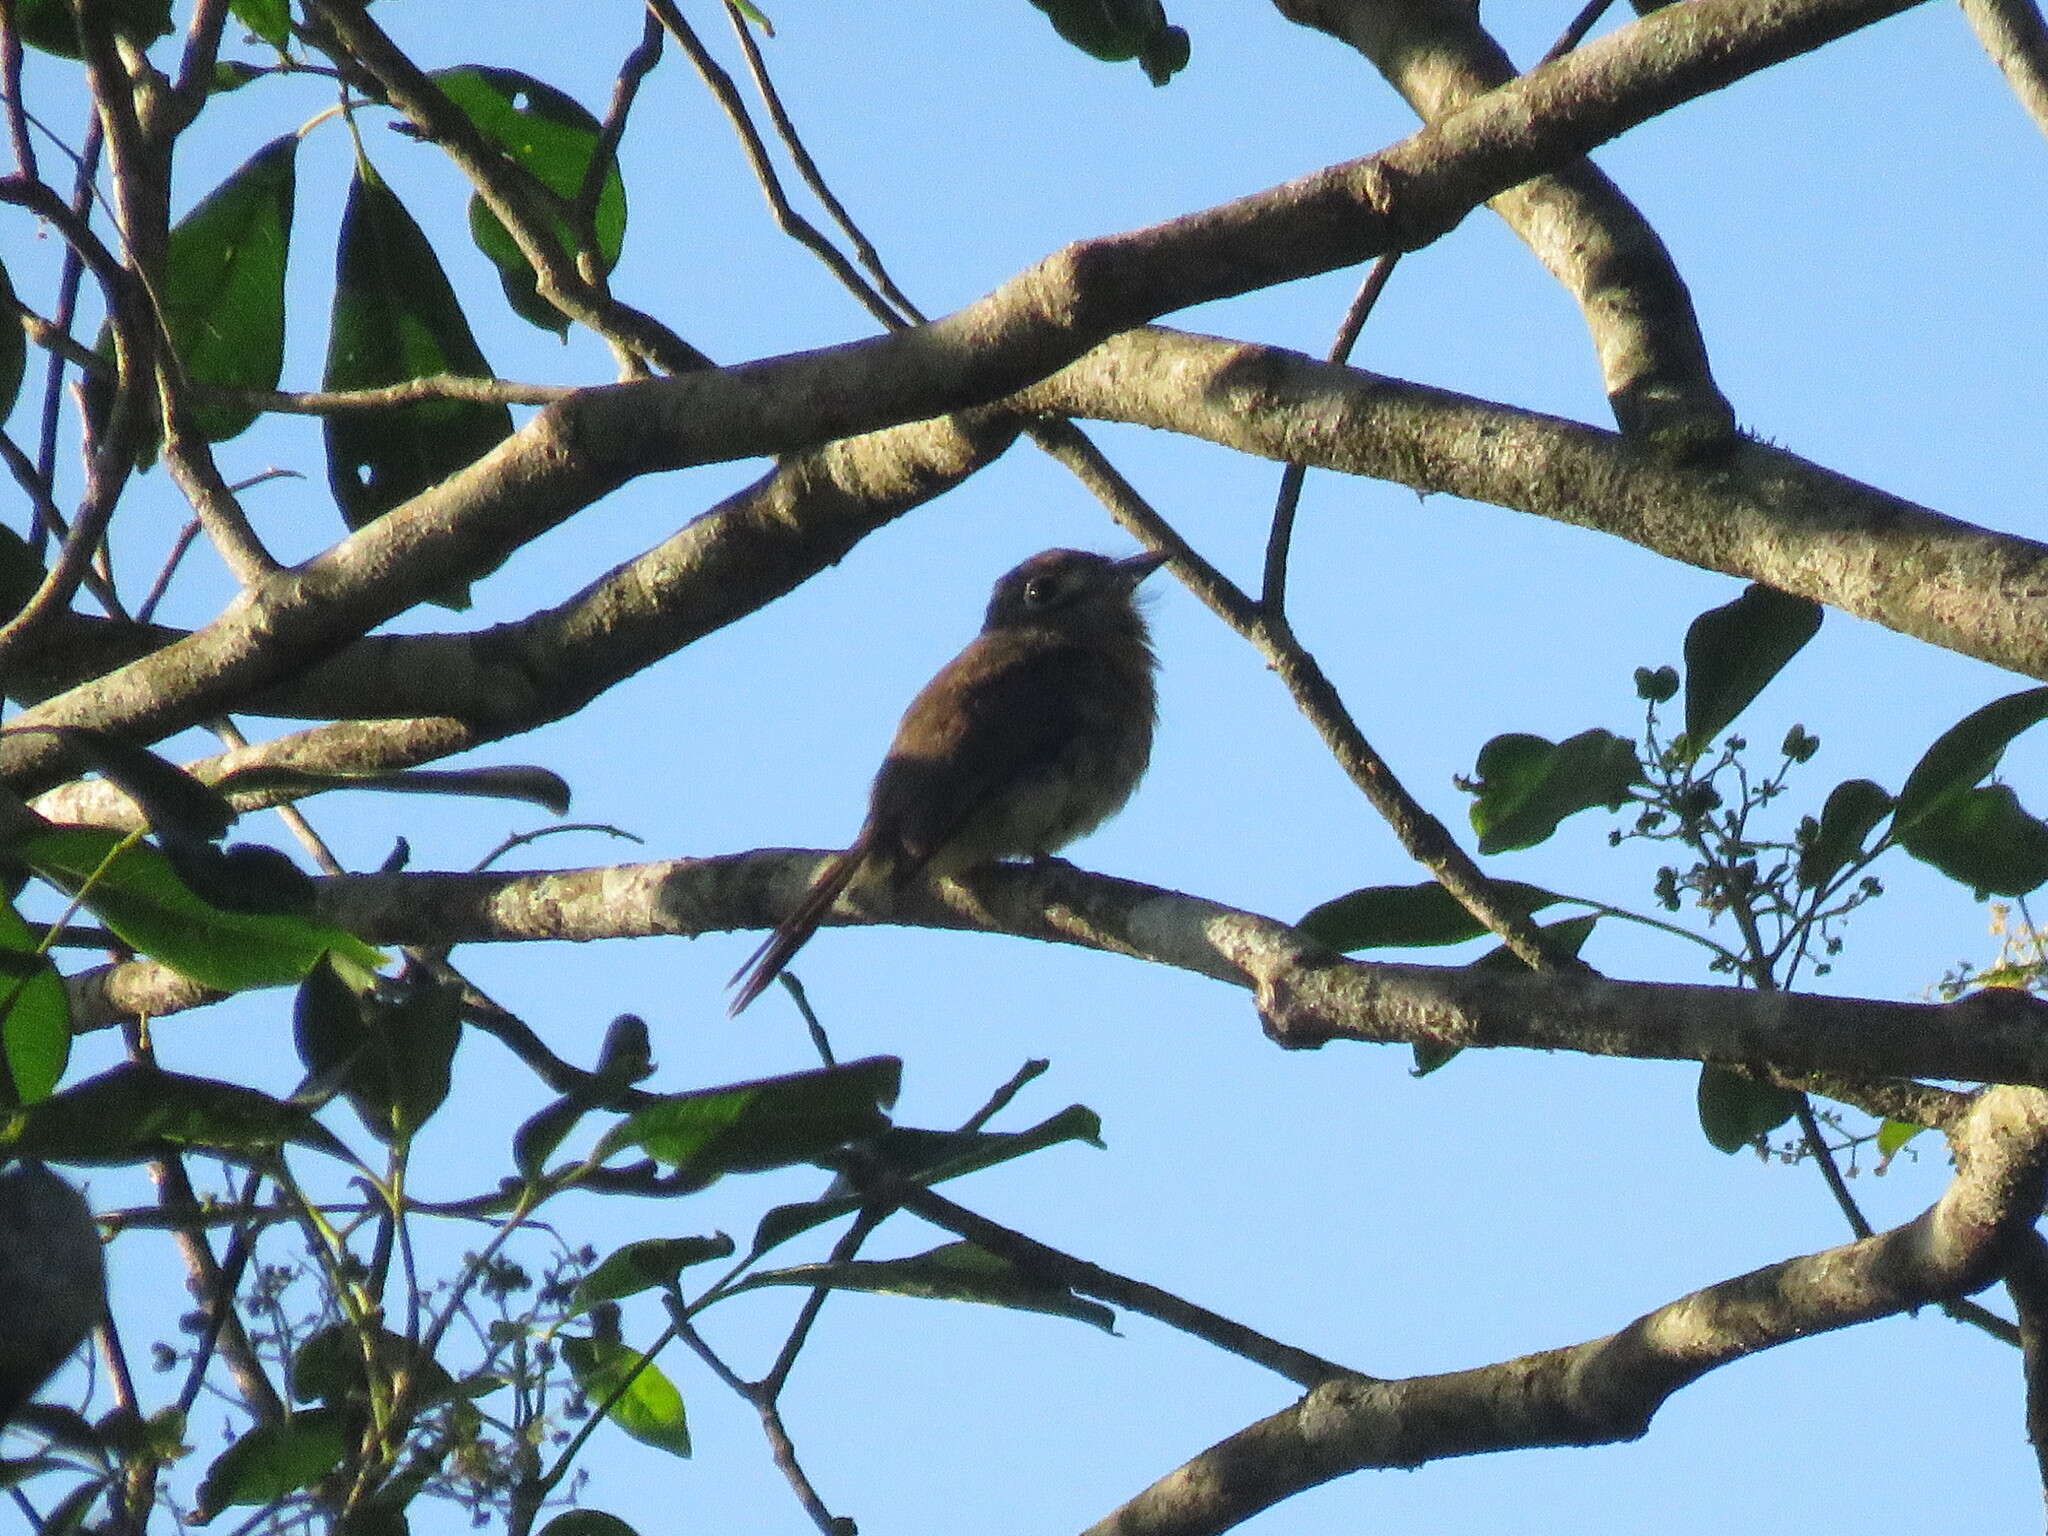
left=38, top=726, right=235, bottom=846
left=432, top=67, right=629, bottom=336
left=158, top=134, right=297, bottom=443
left=1679, top=583, right=1822, bottom=755
left=0, top=1062, right=351, bottom=1167
left=572, top=1236, right=735, bottom=1311
left=750, top=1104, right=1102, bottom=1258
left=1795, top=778, right=1893, bottom=890
left=1896, top=686, right=2048, bottom=827
left=595, top=1014, right=653, bottom=1084
left=1899, top=784, right=2048, bottom=897
left=513, top=1093, right=588, bottom=1182
left=1464, top=729, right=1640, bottom=854
left=228, top=0, right=289, bottom=47
left=0, top=895, right=69, bottom=1105
left=735, top=1242, right=1116, bottom=1331
left=323, top=157, right=512, bottom=608
left=294, top=958, right=462, bottom=1144
left=539, top=1515, right=643, bottom=1536
left=211, top=60, right=266, bottom=93
left=15, top=0, right=171, bottom=57
left=1027, top=0, right=1187, bottom=82
left=194, top=1408, right=347, bottom=1519
left=0, top=260, right=24, bottom=426
left=213, top=762, right=571, bottom=815
left=1633, top=664, right=1679, bottom=703
left=596, top=1057, right=899, bottom=1187
left=22, top=826, right=383, bottom=991
left=161, top=841, right=315, bottom=916
left=562, top=1336, right=690, bottom=1458
left=1697, top=1066, right=1801, bottom=1154
left=32, top=1477, right=105, bottom=1536
left=727, top=0, right=774, bottom=31
left=1298, top=879, right=1566, bottom=951
left=292, top=1324, right=452, bottom=1407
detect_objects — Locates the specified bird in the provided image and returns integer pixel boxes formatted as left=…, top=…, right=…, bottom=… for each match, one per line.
left=729, top=547, right=1168, bottom=1014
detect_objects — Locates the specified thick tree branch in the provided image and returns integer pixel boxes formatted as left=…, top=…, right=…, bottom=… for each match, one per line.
left=1079, top=1083, right=2048, bottom=1536
left=1961, top=0, right=2048, bottom=137
left=1271, top=0, right=1736, bottom=446
left=0, top=0, right=1932, bottom=794
left=57, top=855, right=2032, bottom=1095
left=1026, top=328, right=2048, bottom=681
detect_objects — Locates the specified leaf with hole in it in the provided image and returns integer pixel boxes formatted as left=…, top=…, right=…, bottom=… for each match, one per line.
left=194, top=1408, right=347, bottom=1520
left=323, top=156, right=512, bottom=608
left=0, top=260, right=24, bottom=426
left=22, top=826, right=382, bottom=991
left=0, top=896, right=68, bottom=1106
left=736, top=1241, right=1117, bottom=1331
left=1464, top=729, right=1640, bottom=855
left=1898, top=784, right=2048, bottom=897
left=562, top=1335, right=690, bottom=1458
left=228, top=0, right=288, bottom=47
left=14, top=0, right=172, bottom=57
left=596, top=1057, right=899, bottom=1188
left=1896, top=687, right=2048, bottom=828
left=571, top=1235, right=735, bottom=1313
left=294, top=958, right=462, bottom=1144
left=432, top=67, right=628, bottom=337
left=0, top=1061, right=351, bottom=1167
left=1697, top=1065, right=1801, bottom=1154
left=1795, top=778, right=1893, bottom=890
left=749, top=1104, right=1103, bottom=1259
left=1299, top=879, right=1566, bottom=951
left=1679, top=583, right=1823, bottom=756
left=159, top=134, right=297, bottom=444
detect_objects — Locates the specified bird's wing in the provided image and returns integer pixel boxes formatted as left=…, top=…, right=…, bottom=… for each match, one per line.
left=864, top=633, right=1108, bottom=870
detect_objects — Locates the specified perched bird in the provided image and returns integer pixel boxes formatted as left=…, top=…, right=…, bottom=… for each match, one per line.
left=730, top=547, right=1168, bottom=1014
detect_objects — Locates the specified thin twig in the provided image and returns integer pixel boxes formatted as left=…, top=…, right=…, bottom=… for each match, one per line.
left=1261, top=252, right=1398, bottom=613
left=648, top=0, right=906, bottom=330
left=1541, top=0, right=1621, bottom=64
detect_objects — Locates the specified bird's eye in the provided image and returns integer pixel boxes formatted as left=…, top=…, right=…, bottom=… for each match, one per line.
left=1022, top=576, right=1058, bottom=607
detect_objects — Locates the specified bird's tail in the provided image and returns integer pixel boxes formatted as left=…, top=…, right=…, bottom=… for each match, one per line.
left=728, top=850, right=862, bottom=1015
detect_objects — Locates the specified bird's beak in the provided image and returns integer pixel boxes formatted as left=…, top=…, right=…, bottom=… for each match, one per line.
left=1114, top=550, right=1170, bottom=587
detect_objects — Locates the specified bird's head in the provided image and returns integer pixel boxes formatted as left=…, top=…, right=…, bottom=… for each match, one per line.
left=983, top=548, right=1169, bottom=635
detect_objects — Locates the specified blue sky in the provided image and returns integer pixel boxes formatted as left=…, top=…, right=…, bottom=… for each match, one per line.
left=10, top=0, right=2048, bottom=1530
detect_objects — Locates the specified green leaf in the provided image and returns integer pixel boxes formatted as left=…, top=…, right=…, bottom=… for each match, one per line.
left=735, top=1242, right=1116, bottom=1331
left=1027, top=0, right=1189, bottom=83
left=159, top=134, right=297, bottom=443
left=14, top=0, right=172, bottom=57
left=323, top=156, right=512, bottom=608
left=0, top=1062, right=351, bottom=1167
left=228, top=0, right=289, bottom=47
left=22, top=826, right=383, bottom=991
left=596, top=1057, right=899, bottom=1188
left=750, top=1104, right=1103, bottom=1258
left=432, top=67, right=629, bottom=336
left=1633, top=664, right=1679, bottom=703
left=1679, top=583, right=1823, bottom=756
left=1795, top=778, right=1894, bottom=890
left=1898, top=784, right=2048, bottom=897
left=562, top=1336, right=690, bottom=1458
left=0, top=895, right=69, bottom=1105
left=194, top=1408, right=347, bottom=1519
left=1464, top=729, right=1640, bottom=854
left=540, top=1515, right=643, bottom=1536
left=0, top=259, right=25, bottom=426
left=1697, top=1066, right=1801, bottom=1154
left=294, top=958, right=462, bottom=1144
left=572, top=1235, right=735, bottom=1311
left=1298, top=879, right=1566, bottom=951
left=1876, top=1118, right=1924, bottom=1159
left=213, top=762, right=571, bottom=816
left=1896, top=686, right=2048, bottom=827
left=291, top=1324, right=451, bottom=1407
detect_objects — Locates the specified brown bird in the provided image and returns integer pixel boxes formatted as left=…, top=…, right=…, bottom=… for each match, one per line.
left=729, top=547, right=1168, bottom=1014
